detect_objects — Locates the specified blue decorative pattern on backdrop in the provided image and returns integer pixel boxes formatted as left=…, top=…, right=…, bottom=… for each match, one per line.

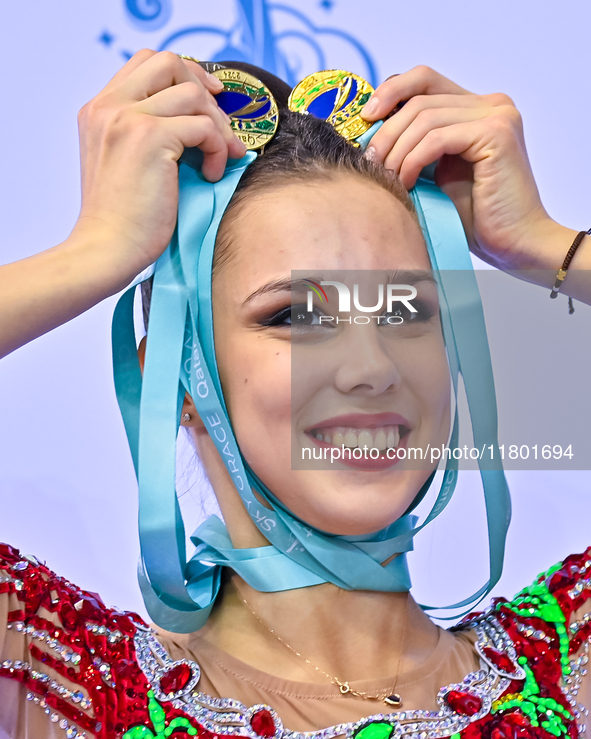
left=100, top=0, right=378, bottom=87
left=125, top=0, right=172, bottom=31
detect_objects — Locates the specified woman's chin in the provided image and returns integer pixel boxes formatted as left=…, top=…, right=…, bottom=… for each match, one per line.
left=245, top=455, right=434, bottom=535
left=276, top=490, right=420, bottom=537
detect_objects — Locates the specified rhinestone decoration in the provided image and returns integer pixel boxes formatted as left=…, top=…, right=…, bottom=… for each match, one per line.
left=85, top=621, right=125, bottom=643
left=251, top=708, right=278, bottom=738
left=143, top=637, right=201, bottom=704
left=0, top=542, right=155, bottom=739
left=444, top=691, right=483, bottom=716
left=3, top=541, right=591, bottom=739
left=246, top=705, right=283, bottom=739
left=159, top=662, right=193, bottom=694
left=133, top=616, right=512, bottom=739
left=26, top=691, right=86, bottom=738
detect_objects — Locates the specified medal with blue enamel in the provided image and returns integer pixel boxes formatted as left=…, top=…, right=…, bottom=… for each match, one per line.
left=288, top=70, right=374, bottom=144
left=212, top=67, right=279, bottom=150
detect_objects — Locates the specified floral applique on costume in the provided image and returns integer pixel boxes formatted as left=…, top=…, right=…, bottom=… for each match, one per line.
left=1, top=542, right=590, bottom=739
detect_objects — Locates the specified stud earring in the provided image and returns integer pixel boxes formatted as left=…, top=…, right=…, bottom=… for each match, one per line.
left=182, top=413, right=191, bottom=423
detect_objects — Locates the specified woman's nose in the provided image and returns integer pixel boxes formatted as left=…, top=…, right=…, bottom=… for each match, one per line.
left=333, top=322, right=403, bottom=397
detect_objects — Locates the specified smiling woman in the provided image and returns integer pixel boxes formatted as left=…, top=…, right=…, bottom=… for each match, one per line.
left=1, top=51, right=591, bottom=739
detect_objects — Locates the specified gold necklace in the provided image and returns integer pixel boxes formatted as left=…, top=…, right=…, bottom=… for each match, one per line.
left=232, top=582, right=409, bottom=707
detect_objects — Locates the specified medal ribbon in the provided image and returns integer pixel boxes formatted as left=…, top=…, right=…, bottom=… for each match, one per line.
left=112, top=126, right=509, bottom=632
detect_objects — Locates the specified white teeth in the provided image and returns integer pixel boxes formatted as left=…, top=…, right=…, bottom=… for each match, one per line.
left=344, top=430, right=358, bottom=448
left=357, top=430, right=373, bottom=449
left=312, top=424, right=403, bottom=449
left=374, top=429, right=387, bottom=450
left=386, top=428, right=395, bottom=448
left=333, top=429, right=346, bottom=446
left=387, top=426, right=400, bottom=448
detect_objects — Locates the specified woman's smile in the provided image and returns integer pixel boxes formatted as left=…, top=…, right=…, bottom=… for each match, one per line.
left=302, top=412, right=411, bottom=470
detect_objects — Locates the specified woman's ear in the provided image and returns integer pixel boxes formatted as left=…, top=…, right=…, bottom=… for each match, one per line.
left=179, top=393, right=204, bottom=429
left=137, top=335, right=147, bottom=371
left=137, top=336, right=205, bottom=430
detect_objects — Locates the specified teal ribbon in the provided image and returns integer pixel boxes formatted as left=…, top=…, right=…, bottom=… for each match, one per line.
left=409, top=179, right=511, bottom=615
left=112, top=133, right=510, bottom=632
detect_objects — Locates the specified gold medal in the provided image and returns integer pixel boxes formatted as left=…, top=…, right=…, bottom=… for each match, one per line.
left=177, top=54, right=201, bottom=64
left=288, top=70, right=374, bottom=144
left=212, top=68, right=279, bottom=151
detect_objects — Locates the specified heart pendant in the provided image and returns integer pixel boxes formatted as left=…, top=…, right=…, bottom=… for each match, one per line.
left=384, top=693, right=402, bottom=708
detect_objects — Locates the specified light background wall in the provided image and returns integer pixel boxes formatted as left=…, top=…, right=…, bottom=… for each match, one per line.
left=0, top=0, right=590, bottom=620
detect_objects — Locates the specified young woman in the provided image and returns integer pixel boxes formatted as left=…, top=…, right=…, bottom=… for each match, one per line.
left=0, top=51, right=590, bottom=739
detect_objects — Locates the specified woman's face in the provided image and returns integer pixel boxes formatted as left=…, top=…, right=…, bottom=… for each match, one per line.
left=212, top=174, right=451, bottom=536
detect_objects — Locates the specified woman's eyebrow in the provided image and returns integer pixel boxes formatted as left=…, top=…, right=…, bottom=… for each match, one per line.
left=242, top=277, right=315, bottom=305
left=242, top=270, right=437, bottom=306
left=386, top=269, right=437, bottom=286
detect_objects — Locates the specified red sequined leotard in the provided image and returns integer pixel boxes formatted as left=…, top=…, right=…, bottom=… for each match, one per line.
left=1, top=543, right=590, bottom=739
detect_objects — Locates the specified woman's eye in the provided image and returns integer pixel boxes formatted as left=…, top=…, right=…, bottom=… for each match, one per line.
left=261, top=301, right=435, bottom=329
left=381, top=300, right=434, bottom=325
left=290, top=305, right=325, bottom=326
left=262, top=304, right=325, bottom=328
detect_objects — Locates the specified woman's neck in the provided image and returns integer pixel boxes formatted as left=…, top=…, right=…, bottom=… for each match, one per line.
left=190, top=436, right=440, bottom=682
left=197, top=571, right=440, bottom=684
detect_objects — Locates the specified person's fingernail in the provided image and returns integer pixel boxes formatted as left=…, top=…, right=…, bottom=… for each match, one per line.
left=364, top=145, right=377, bottom=162
left=361, top=96, right=379, bottom=117
left=222, top=110, right=233, bottom=124
left=207, top=72, right=224, bottom=89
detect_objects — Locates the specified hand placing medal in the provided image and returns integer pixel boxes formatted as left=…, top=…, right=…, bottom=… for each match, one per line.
left=357, top=65, right=566, bottom=275
left=71, top=51, right=591, bottom=288
left=211, top=61, right=582, bottom=290
left=75, top=50, right=247, bottom=282
left=1, top=51, right=588, bottom=361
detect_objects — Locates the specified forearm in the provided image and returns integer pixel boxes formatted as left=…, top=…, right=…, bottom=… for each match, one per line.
left=0, top=229, right=140, bottom=359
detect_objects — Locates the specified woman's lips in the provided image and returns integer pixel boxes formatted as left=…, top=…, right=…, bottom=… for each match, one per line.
left=306, top=430, right=410, bottom=470
left=303, top=413, right=412, bottom=470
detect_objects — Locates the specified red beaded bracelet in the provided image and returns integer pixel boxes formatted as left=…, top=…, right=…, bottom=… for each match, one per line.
left=550, top=227, right=591, bottom=313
